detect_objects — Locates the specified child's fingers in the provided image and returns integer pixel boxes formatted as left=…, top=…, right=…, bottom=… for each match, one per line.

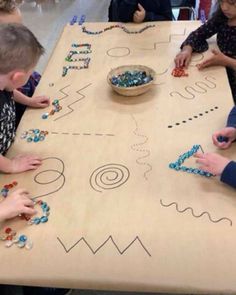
left=21, top=206, right=37, bottom=216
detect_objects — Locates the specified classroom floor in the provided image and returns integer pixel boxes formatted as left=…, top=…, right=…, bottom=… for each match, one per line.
left=11, top=1, right=201, bottom=294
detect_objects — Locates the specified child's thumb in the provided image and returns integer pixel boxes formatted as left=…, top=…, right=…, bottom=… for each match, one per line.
left=138, top=3, right=144, bottom=10
left=211, top=49, right=219, bottom=55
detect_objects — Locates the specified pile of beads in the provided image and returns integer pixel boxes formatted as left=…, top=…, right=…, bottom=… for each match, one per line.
left=1, top=181, right=17, bottom=197
left=0, top=228, right=33, bottom=250
left=65, top=44, right=92, bottom=62
left=111, top=70, right=153, bottom=87
left=62, top=57, right=91, bottom=77
left=21, top=200, right=50, bottom=225
left=171, top=67, right=188, bottom=77
left=42, top=99, right=62, bottom=119
left=82, top=24, right=155, bottom=35
left=21, top=129, right=48, bottom=143
left=169, top=144, right=214, bottom=178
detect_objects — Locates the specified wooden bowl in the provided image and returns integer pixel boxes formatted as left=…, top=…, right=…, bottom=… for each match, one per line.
left=107, top=65, right=156, bottom=97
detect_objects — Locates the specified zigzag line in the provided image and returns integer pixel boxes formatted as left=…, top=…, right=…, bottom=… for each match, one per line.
left=140, top=28, right=186, bottom=50
left=160, top=199, right=232, bottom=226
left=54, top=83, right=92, bottom=121
left=57, top=235, right=151, bottom=256
left=131, top=115, right=152, bottom=180
left=58, top=85, right=70, bottom=102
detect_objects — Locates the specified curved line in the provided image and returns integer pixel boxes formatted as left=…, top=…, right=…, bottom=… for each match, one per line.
left=57, top=235, right=151, bottom=256
left=106, top=47, right=130, bottom=58
left=190, top=53, right=204, bottom=63
left=32, top=157, right=65, bottom=199
left=170, top=91, right=195, bottom=100
left=160, top=199, right=232, bottom=226
left=204, top=76, right=217, bottom=88
left=186, top=85, right=206, bottom=94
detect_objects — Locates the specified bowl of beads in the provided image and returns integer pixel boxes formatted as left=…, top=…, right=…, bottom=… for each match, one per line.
left=107, top=65, right=156, bottom=97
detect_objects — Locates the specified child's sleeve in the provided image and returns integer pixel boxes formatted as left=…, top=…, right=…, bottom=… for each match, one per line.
left=181, top=18, right=219, bottom=53
left=226, top=106, right=236, bottom=128
left=221, top=161, right=236, bottom=189
left=144, top=0, right=172, bottom=21
left=117, top=0, right=138, bottom=22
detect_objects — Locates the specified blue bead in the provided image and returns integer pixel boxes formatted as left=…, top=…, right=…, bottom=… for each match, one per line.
left=40, top=216, right=48, bottom=223
left=217, top=136, right=229, bottom=143
left=33, top=218, right=41, bottom=225
left=19, top=235, right=27, bottom=242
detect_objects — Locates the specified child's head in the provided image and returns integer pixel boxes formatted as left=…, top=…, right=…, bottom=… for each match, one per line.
left=0, top=23, right=45, bottom=91
left=212, top=1, right=236, bottom=21
left=0, top=0, right=22, bottom=23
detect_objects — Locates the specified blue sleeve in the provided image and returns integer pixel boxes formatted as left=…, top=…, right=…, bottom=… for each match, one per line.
left=145, top=1, right=172, bottom=21
left=221, top=161, right=236, bottom=189
left=181, top=18, right=219, bottom=52
left=226, top=106, right=236, bottom=128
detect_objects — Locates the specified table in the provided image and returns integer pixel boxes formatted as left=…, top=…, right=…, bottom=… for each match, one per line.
left=0, top=21, right=235, bottom=294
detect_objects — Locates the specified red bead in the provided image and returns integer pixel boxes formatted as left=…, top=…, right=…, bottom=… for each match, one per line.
left=12, top=181, right=18, bottom=186
left=5, top=227, right=12, bottom=234
left=6, top=235, right=13, bottom=240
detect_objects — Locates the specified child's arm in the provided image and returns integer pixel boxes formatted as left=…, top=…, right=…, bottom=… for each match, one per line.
left=175, top=18, right=219, bottom=67
left=0, top=154, right=42, bottom=174
left=0, top=189, right=36, bottom=222
left=13, top=89, right=50, bottom=108
left=197, top=49, right=236, bottom=70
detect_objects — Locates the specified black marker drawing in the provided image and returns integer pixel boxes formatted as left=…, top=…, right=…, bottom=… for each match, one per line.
left=33, top=157, right=65, bottom=199
left=106, top=47, right=131, bottom=58
left=131, top=115, right=152, bottom=180
left=58, top=84, right=70, bottom=102
left=160, top=199, right=232, bottom=226
left=89, top=164, right=130, bottom=193
left=167, top=106, right=219, bottom=128
left=57, top=235, right=151, bottom=256
left=50, top=132, right=115, bottom=137
left=54, top=83, right=92, bottom=121
left=170, top=76, right=216, bottom=100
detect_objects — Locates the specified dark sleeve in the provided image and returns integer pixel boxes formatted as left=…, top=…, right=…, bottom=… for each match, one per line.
left=144, top=0, right=172, bottom=21
left=117, top=0, right=138, bottom=22
left=221, top=161, right=236, bottom=189
left=181, top=18, right=219, bottom=53
left=226, top=106, right=236, bottom=128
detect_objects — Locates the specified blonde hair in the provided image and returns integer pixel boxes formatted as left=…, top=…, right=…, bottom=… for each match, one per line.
left=0, top=0, right=16, bottom=13
left=0, top=23, right=45, bottom=74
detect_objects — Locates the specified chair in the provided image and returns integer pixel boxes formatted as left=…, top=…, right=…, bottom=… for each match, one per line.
left=171, top=0, right=197, bottom=20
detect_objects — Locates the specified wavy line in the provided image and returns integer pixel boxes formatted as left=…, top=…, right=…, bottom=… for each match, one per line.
left=131, top=115, right=152, bottom=180
left=160, top=199, right=232, bottom=226
left=57, top=235, right=151, bottom=256
left=54, top=83, right=92, bottom=121
left=170, top=76, right=217, bottom=100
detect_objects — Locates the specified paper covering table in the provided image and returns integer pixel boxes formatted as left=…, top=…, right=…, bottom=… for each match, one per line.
left=0, top=21, right=235, bottom=294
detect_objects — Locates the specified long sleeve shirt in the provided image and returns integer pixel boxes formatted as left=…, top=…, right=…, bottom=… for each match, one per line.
left=221, top=106, right=236, bottom=188
left=181, top=16, right=236, bottom=102
left=108, top=0, right=172, bottom=22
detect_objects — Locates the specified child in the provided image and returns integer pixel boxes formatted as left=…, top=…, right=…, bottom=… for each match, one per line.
left=0, top=23, right=48, bottom=173
left=195, top=106, right=236, bottom=188
left=174, top=0, right=236, bottom=103
left=108, top=0, right=172, bottom=23
left=0, top=0, right=49, bottom=127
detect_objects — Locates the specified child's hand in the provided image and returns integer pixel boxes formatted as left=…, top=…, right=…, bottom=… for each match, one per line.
left=197, top=49, right=230, bottom=70
left=28, top=95, right=50, bottom=108
left=7, top=155, right=42, bottom=173
left=212, top=127, right=236, bottom=149
left=133, top=3, right=146, bottom=23
left=195, top=152, right=230, bottom=176
left=174, top=45, right=193, bottom=68
left=0, top=189, right=36, bottom=221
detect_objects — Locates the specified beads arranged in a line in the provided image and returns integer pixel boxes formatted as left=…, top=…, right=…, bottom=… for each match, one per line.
left=111, top=70, right=153, bottom=87
left=42, top=99, right=62, bottom=119
left=21, top=200, right=50, bottom=225
left=1, top=181, right=18, bottom=197
left=169, top=144, right=214, bottom=178
left=65, top=44, right=92, bottom=61
left=62, top=57, right=91, bottom=77
left=21, top=129, right=49, bottom=143
left=82, top=24, right=155, bottom=35
left=0, top=228, right=33, bottom=250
